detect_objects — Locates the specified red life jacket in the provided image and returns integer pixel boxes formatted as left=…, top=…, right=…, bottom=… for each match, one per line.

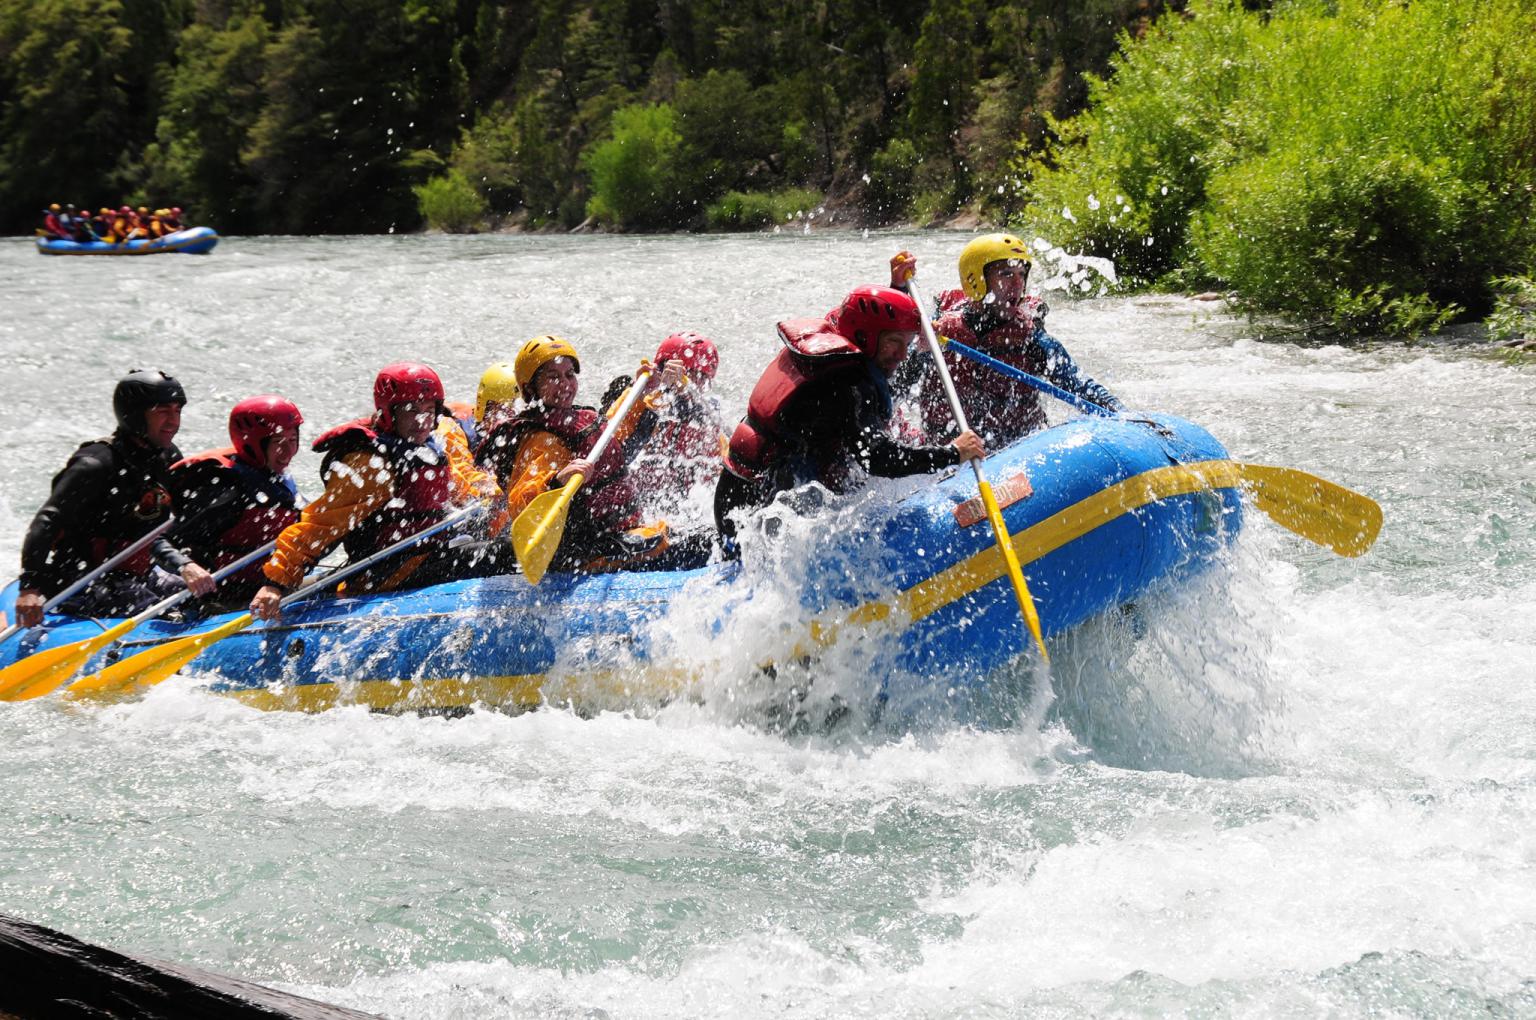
left=630, top=401, right=722, bottom=497
left=311, top=417, right=453, bottom=558
left=723, top=318, right=866, bottom=480
left=480, top=405, right=646, bottom=537
left=170, top=448, right=299, bottom=584
left=927, top=290, right=1051, bottom=441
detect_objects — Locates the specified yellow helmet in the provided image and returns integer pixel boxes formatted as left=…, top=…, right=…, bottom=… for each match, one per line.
left=957, top=233, right=1032, bottom=301
left=476, top=361, right=520, bottom=422
left=514, top=334, right=580, bottom=392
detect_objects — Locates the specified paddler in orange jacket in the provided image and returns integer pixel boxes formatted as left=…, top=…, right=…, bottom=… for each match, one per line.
left=476, top=335, right=714, bottom=574
left=248, top=363, right=508, bottom=620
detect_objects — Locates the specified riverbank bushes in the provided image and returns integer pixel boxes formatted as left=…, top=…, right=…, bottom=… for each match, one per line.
left=705, top=189, right=824, bottom=231
left=1020, top=0, right=1536, bottom=335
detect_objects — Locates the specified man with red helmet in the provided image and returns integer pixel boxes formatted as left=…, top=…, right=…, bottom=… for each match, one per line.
left=14, top=370, right=217, bottom=628
left=249, top=363, right=507, bottom=619
left=889, top=236, right=1122, bottom=446
left=714, top=286, right=985, bottom=554
left=169, top=396, right=305, bottom=607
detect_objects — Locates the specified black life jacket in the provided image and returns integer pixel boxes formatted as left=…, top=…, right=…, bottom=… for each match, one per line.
left=65, top=435, right=176, bottom=576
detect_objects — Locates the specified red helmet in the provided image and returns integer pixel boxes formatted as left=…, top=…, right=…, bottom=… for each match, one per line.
left=373, top=362, right=444, bottom=431
left=229, top=395, right=303, bottom=467
left=654, top=330, right=719, bottom=382
left=118, top=205, right=132, bottom=215
left=827, top=286, right=922, bottom=356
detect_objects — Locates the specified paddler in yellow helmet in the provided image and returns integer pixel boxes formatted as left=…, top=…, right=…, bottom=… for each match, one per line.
left=475, top=335, right=714, bottom=575
left=890, top=235, right=1122, bottom=447
left=473, top=361, right=521, bottom=441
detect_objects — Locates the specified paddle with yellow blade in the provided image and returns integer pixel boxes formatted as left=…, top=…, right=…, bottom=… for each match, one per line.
left=0, top=515, right=178, bottom=648
left=942, top=336, right=1382, bottom=557
left=512, top=368, right=653, bottom=584
left=907, top=280, right=1051, bottom=662
left=65, top=504, right=484, bottom=702
left=0, top=538, right=277, bottom=703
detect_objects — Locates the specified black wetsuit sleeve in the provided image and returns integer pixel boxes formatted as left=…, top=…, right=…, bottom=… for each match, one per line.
left=852, top=376, right=961, bottom=479
left=18, top=447, right=113, bottom=591
left=859, top=429, right=960, bottom=477
left=151, top=537, right=191, bottom=574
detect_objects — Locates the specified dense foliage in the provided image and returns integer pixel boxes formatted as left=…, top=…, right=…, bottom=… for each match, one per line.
left=0, top=0, right=1175, bottom=235
left=1019, top=0, right=1536, bottom=334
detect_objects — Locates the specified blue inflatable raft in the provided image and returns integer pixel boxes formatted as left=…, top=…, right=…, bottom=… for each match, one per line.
left=35, top=226, right=219, bottom=256
left=0, top=413, right=1246, bottom=714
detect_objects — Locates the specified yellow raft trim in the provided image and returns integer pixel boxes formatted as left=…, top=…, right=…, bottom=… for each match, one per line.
left=213, top=460, right=1242, bottom=712
left=220, top=666, right=704, bottom=713
left=804, top=459, right=1242, bottom=649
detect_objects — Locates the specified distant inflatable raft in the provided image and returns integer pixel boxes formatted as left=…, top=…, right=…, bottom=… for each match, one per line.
left=36, top=226, right=219, bottom=256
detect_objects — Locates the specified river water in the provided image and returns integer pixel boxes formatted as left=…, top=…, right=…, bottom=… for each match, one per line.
left=0, top=233, right=1532, bottom=1017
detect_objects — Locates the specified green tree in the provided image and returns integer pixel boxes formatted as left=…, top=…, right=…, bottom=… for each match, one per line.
left=0, top=0, right=138, bottom=230
left=673, top=70, right=791, bottom=198
left=415, top=170, right=488, bottom=231
left=583, top=101, right=686, bottom=229
left=242, top=0, right=467, bottom=233
left=141, top=11, right=271, bottom=232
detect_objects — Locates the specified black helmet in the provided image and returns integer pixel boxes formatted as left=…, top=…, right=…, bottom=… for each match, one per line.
left=113, top=369, right=186, bottom=435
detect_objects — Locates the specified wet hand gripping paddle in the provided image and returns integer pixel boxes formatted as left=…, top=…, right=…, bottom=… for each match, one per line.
left=0, top=515, right=178, bottom=648
left=0, top=537, right=275, bottom=702
left=62, top=504, right=484, bottom=701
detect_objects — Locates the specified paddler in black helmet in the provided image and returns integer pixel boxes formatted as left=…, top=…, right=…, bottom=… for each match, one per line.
left=14, top=370, right=216, bottom=628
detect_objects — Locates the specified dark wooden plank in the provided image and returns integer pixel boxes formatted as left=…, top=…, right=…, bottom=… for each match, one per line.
left=0, top=913, right=385, bottom=1019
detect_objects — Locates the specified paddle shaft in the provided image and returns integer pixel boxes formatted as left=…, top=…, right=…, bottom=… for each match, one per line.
left=908, top=281, right=1049, bottom=661
left=945, top=337, right=1113, bottom=417
left=512, top=370, right=654, bottom=583
left=0, top=539, right=279, bottom=702
left=550, top=367, right=655, bottom=500
left=62, top=505, right=487, bottom=700
left=586, top=369, right=653, bottom=470
left=277, top=503, right=483, bottom=609
left=0, top=516, right=178, bottom=644
left=134, top=540, right=280, bottom=624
